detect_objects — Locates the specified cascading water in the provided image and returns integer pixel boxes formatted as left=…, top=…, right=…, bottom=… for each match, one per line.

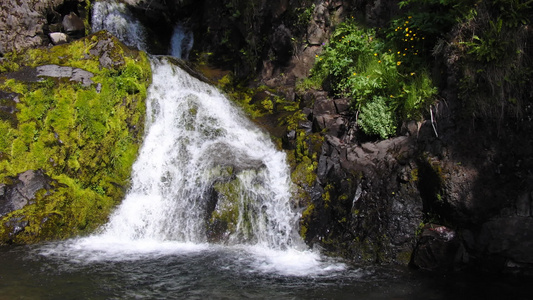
left=170, top=24, right=194, bottom=59
left=91, top=0, right=147, bottom=51
left=100, top=57, right=302, bottom=250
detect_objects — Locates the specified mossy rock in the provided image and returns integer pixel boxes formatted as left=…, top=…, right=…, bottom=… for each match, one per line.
left=0, top=31, right=152, bottom=244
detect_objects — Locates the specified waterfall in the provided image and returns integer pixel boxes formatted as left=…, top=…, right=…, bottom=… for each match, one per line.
left=34, top=2, right=349, bottom=277
left=98, top=57, right=302, bottom=250
left=91, top=0, right=147, bottom=51
left=170, top=24, right=194, bottom=59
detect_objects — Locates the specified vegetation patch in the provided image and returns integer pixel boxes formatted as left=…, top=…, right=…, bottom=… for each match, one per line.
left=0, top=31, right=151, bottom=244
left=306, top=18, right=438, bottom=139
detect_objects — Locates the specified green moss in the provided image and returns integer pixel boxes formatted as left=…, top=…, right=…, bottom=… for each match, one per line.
left=299, top=203, right=315, bottom=239
left=410, top=168, right=419, bottom=182
left=322, top=184, right=334, bottom=208
left=396, top=251, right=413, bottom=265
left=0, top=32, right=151, bottom=244
left=211, top=180, right=241, bottom=234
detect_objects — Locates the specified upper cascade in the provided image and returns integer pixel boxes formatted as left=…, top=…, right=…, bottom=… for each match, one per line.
left=91, top=0, right=147, bottom=51
left=92, top=0, right=194, bottom=59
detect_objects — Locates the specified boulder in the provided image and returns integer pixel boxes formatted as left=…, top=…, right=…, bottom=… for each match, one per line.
left=62, top=12, right=85, bottom=36
left=333, top=98, right=350, bottom=114
left=412, top=224, right=465, bottom=271
left=49, top=32, right=69, bottom=45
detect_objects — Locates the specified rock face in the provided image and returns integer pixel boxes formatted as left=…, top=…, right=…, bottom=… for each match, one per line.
left=0, top=0, right=87, bottom=55
left=295, top=83, right=533, bottom=273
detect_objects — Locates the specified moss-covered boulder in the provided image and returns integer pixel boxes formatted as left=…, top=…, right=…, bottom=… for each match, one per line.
left=0, top=30, right=151, bottom=244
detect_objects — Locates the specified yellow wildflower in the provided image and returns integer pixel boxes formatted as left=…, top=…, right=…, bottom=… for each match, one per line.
left=397, top=61, right=401, bottom=65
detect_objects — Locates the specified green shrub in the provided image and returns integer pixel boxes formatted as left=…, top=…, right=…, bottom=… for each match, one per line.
left=310, top=20, right=437, bottom=138
left=359, top=96, right=397, bottom=138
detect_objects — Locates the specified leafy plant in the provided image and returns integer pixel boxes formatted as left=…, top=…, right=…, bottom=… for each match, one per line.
left=310, top=20, right=437, bottom=138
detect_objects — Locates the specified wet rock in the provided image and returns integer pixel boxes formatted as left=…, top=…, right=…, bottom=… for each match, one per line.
left=0, top=170, right=54, bottom=217
left=4, top=217, right=29, bottom=238
left=412, top=224, right=464, bottom=271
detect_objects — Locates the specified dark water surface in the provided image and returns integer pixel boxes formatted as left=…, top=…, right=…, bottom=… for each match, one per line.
left=0, top=243, right=531, bottom=300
